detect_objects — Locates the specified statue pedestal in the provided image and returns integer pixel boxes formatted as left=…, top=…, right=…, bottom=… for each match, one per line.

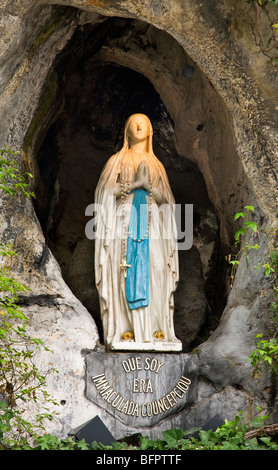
left=85, top=350, right=197, bottom=430
left=110, top=340, right=182, bottom=352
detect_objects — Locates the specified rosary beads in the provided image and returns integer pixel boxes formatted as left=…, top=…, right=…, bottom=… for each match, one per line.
left=120, top=179, right=152, bottom=243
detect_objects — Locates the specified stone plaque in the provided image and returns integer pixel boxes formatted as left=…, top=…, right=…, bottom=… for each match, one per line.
left=85, top=352, right=197, bottom=427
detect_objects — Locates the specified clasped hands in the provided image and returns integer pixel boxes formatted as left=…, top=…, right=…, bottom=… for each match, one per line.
left=120, top=160, right=151, bottom=193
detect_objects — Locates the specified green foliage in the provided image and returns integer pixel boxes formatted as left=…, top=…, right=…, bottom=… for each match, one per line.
left=248, top=334, right=278, bottom=377
left=228, top=205, right=275, bottom=280
left=249, top=242, right=278, bottom=377
left=227, top=205, right=259, bottom=286
left=133, top=412, right=277, bottom=450
left=228, top=207, right=278, bottom=379
left=0, top=146, right=35, bottom=199
left=0, top=147, right=57, bottom=449
left=21, top=434, right=90, bottom=451
left=1, top=411, right=277, bottom=450
left=233, top=205, right=258, bottom=245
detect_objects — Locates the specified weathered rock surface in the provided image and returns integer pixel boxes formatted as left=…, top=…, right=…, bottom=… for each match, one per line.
left=0, top=0, right=277, bottom=440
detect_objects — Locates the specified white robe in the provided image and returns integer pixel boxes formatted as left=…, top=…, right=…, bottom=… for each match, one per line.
left=94, top=148, right=179, bottom=349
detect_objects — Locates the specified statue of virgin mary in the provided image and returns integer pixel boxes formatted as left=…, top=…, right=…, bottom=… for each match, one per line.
left=94, top=113, right=181, bottom=351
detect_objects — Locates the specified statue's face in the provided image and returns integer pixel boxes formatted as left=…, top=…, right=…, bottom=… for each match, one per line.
left=127, top=114, right=150, bottom=143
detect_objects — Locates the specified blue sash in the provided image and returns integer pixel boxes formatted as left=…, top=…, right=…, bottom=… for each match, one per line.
left=126, top=189, right=150, bottom=310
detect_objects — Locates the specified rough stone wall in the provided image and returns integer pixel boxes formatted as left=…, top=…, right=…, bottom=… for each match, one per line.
left=0, top=0, right=277, bottom=439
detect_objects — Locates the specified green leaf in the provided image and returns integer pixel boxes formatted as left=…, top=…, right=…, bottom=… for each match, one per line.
left=162, top=429, right=179, bottom=447
left=259, top=436, right=273, bottom=447
left=234, top=212, right=246, bottom=220
left=246, top=243, right=260, bottom=250
left=245, top=437, right=263, bottom=450
left=75, top=438, right=89, bottom=450
left=140, top=435, right=155, bottom=450
left=229, top=260, right=240, bottom=266
left=263, top=263, right=275, bottom=276
left=244, top=221, right=258, bottom=232
left=235, top=227, right=246, bottom=240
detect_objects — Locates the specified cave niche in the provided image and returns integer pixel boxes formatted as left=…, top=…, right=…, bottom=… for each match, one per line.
left=31, top=17, right=248, bottom=350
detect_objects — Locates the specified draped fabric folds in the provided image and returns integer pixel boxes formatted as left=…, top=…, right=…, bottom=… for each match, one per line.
left=126, top=189, right=150, bottom=310
left=94, top=115, right=179, bottom=349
